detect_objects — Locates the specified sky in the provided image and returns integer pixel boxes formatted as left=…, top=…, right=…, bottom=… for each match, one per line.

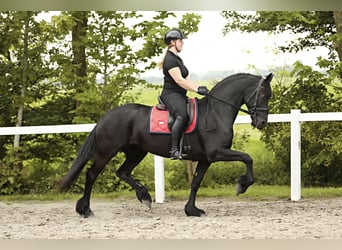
left=144, top=11, right=328, bottom=77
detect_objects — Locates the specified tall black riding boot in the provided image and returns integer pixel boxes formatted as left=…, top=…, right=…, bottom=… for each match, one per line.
left=170, top=116, right=188, bottom=160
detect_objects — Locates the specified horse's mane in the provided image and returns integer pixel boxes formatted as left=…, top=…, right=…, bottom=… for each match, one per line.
left=209, top=73, right=260, bottom=93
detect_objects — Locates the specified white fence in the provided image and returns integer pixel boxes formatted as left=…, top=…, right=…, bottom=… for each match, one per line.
left=1, top=110, right=342, bottom=202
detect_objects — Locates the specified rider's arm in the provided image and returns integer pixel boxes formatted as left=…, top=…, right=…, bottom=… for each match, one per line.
left=168, top=67, right=199, bottom=92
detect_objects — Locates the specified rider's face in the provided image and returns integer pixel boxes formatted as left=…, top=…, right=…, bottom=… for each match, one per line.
left=172, top=39, right=184, bottom=52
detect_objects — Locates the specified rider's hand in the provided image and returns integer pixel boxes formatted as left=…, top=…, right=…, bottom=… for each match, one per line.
left=197, top=86, right=209, bottom=96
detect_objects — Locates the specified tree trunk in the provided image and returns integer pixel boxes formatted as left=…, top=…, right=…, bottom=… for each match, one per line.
left=13, top=14, right=29, bottom=149
left=333, top=11, right=342, bottom=62
left=13, top=13, right=30, bottom=171
left=13, top=88, right=25, bottom=148
left=71, top=11, right=88, bottom=91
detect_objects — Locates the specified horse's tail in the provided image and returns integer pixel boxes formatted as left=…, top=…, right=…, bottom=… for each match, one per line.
left=58, top=127, right=97, bottom=192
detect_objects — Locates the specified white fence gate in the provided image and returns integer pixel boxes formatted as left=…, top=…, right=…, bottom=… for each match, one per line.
left=1, top=110, right=341, bottom=203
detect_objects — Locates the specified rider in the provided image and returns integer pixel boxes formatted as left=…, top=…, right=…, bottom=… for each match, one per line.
left=159, top=29, right=209, bottom=160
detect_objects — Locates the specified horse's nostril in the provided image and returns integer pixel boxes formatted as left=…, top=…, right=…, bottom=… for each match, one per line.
left=256, top=120, right=267, bottom=129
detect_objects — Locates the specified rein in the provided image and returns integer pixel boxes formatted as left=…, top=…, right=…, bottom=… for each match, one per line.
left=206, top=93, right=252, bottom=115
left=206, top=78, right=268, bottom=116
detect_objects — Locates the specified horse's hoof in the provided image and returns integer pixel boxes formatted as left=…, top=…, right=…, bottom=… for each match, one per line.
left=185, top=205, right=206, bottom=217
left=236, top=183, right=243, bottom=196
left=136, top=187, right=152, bottom=209
left=76, top=199, right=94, bottom=218
left=76, top=207, right=94, bottom=218
left=236, top=175, right=254, bottom=195
left=83, top=209, right=94, bottom=218
left=141, top=199, right=152, bottom=209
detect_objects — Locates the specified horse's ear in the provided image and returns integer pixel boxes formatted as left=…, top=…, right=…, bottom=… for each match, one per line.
left=265, top=73, right=273, bottom=83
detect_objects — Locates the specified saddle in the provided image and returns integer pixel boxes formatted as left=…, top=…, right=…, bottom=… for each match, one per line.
left=149, top=97, right=198, bottom=134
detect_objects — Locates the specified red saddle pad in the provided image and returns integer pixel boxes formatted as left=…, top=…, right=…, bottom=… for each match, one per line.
left=149, top=98, right=198, bottom=134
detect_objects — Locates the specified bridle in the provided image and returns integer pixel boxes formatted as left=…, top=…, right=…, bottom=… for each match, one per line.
left=206, top=78, right=268, bottom=117
left=244, top=79, right=269, bottom=117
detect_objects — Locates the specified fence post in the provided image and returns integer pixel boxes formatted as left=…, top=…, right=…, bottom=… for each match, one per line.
left=154, top=155, right=165, bottom=203
left=290, top=109, right=301, bottom=201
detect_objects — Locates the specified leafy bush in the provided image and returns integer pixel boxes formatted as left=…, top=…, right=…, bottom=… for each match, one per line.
left=261, top=62, right=342, bottom=187
left=0, top=147, right=26, bottom=195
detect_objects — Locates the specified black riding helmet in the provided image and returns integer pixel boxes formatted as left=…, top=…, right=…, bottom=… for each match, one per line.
left=164, top=29, right=187, bottom=45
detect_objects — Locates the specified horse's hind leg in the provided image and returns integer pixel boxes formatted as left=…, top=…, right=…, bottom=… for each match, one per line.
left=76, top=155, right=112, bottom=217
left=116, top=145, right=151, bottom=208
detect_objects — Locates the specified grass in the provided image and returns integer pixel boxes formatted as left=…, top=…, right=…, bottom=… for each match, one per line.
left=166, top=185, right=342, bottom=201
left=132, top=86, right=162, bottom=106
left=1, top=185, right=342, bottom=203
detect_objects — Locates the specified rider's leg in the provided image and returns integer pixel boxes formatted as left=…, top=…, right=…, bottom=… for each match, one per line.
left=160, top=92, right=188, bottom=160
left=170, top=115, right=187, bottom=159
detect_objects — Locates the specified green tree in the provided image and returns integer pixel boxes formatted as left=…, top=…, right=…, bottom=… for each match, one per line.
left=222, top=11, right=342, bottom=186
left=0, top=11, right=60, bottom=160
left=0, top=13, right=14, bottom=158
left=223, top=12, right=339, bottom=58
left=0, top=11, right=71, bottom=193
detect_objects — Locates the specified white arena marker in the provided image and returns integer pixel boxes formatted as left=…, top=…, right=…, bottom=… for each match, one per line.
left=154, top=155, right=165, bottom=203
left=290, top=109, right=301, bottom=201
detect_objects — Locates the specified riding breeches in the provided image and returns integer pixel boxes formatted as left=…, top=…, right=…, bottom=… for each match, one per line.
left=160, top=92, right=188, bottom=127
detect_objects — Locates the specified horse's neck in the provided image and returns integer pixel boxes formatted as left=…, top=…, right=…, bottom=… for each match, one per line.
left=217, top=96, right=242, bottom=125
left=209, top=83, right=246, bottom=126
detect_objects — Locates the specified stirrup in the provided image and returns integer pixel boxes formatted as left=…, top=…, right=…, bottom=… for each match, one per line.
left=170, top=149, right=188, bottom=160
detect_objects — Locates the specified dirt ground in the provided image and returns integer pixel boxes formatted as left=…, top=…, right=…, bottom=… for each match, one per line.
left=1, top=197, right=342, bottom=239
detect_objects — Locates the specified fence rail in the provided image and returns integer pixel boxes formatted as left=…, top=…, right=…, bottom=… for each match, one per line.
left=1, top=110, right=342, bottom=203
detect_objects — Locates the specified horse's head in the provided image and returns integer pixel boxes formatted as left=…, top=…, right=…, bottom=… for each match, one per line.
left=245, top=73, right=273, bottom=129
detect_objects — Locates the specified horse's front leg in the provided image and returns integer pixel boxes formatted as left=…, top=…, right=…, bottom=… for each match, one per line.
left=212, top=148, right=254, bottom=195
left=185, top=160, right=210, bottom=217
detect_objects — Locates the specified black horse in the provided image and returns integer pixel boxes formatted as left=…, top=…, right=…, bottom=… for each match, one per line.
left=59, top=72, right=273, bottom=217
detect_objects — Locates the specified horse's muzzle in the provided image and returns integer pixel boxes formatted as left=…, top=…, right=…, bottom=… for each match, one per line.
left=251, top=118, right=267, bottom=129
left=256, top=120, right=267, bottom=129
